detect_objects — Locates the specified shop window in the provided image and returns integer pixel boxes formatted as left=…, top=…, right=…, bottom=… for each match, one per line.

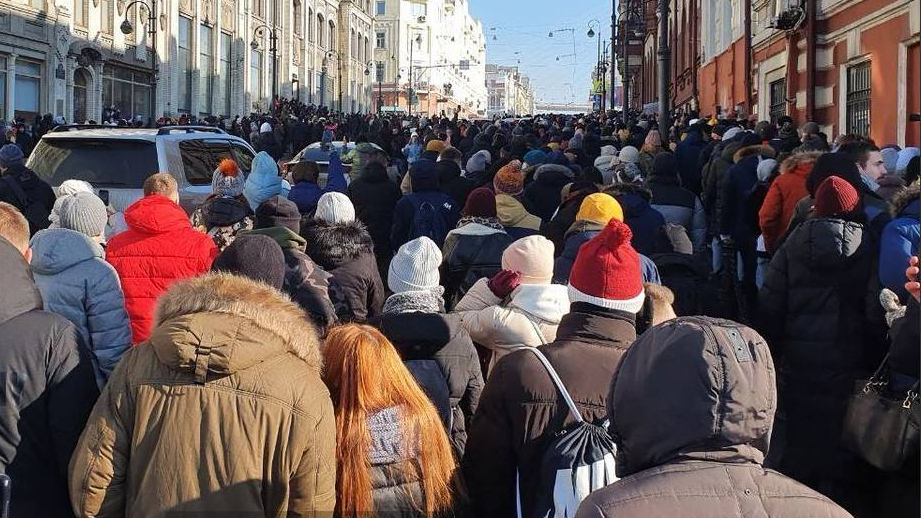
left=14, top=60, right=42, bottom=122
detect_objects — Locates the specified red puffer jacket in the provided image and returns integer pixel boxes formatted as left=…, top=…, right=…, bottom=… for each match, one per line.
left=107, top=195, right=217, bottom=343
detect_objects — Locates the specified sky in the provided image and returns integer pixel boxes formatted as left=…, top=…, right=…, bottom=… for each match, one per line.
left=468, top=0, right=613, bottom=106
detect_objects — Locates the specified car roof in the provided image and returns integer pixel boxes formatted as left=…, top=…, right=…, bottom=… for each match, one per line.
left=40, top=126, right=251, bottom=145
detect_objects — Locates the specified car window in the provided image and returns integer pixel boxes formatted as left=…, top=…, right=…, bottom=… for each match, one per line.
left=232, top=144, right=254, bottom=174
left=179, top=140, right=233, bottom=185
left=28, top=138, right=158, bottom=188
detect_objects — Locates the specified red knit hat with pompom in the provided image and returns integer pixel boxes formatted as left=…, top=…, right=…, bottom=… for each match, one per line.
left=568, top=219, right=645, bottom=313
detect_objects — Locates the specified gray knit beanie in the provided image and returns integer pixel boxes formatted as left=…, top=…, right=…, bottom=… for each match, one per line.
left=388, top=236, right=442, bottom=294
left=315, top=192, right=355, bottom=224
left=58, top=191, right=108, bottom=238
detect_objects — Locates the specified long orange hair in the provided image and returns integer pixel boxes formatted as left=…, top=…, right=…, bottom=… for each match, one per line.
left=322, top=324, right=462, bottom=518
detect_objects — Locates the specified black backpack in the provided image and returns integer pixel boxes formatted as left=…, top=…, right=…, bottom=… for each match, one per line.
left=1, top=175, right=49, bottom=236
left=409, top=198, right=449, bottom=246
left=516, top=347, right=618, bottom=518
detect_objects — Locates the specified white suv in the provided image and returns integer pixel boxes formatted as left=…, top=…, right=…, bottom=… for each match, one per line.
left=27, top=125, right=257, bottom=213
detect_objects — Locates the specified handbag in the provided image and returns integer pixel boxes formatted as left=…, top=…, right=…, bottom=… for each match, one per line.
left=841, top=353, right=920, bottom=472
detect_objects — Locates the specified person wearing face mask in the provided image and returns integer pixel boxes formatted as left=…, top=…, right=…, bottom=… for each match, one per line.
left=837, top=141, right=893, bottom=238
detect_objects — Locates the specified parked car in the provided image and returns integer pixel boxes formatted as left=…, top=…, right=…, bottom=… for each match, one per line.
left=284, top=141, right=356, bottom=188
left=28, top=125, right=257, bottom=213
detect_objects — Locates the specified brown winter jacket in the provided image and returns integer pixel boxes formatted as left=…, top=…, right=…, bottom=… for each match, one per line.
left=463, top=303, right=637, bottom=518
left=69, top=273, right=337, bottom=518
left=574, top=317, right=853, bottom=518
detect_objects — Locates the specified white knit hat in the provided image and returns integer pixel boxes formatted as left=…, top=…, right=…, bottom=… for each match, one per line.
left=315, top=192, right=355, bottom=224
left=388, top=237, right=443, bottom=294
left=618, top=146, right=640, bottom=164
left=58, top=179, right=94, bottom=196
left=260, top=122, right=273, bottom=133
left=722, top=127, right=743, bottom=141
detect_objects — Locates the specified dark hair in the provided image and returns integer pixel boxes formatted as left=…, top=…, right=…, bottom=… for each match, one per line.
left=290, top=161, right=320, bottom=184
left=906, top=156, right=920, bottom=186
left=805, top=152, right=864, bottom=197
left=837, top=141, right=879, bottom=168
left=438, top=146, right=462, bottom=164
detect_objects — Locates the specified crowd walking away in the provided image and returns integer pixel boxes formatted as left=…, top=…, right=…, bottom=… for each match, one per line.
left=0, top=102, right=919, bottom=518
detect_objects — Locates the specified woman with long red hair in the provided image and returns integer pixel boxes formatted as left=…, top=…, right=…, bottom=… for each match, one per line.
left=323, top=323, right=465, bottom=518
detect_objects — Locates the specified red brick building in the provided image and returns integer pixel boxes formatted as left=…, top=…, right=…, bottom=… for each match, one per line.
left=636, top=0, right=701, bottom=115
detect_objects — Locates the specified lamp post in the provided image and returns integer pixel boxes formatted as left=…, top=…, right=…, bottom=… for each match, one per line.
left=326, top=50, right=342, bottom=112
left=588, top=19, right=601, bottom=111
left=364, top=61, right=373, bottom=113
left=610, top=0, right=617, bottom=111
left=120, top=0, right=158, bottom=120
left=408, top=32, right=421, bottom=117
left=250, top=24, right=278, bottom=101
left=657, top=0, right=671, bottom=133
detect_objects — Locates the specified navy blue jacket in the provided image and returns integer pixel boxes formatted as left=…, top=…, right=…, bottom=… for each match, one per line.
left=674, top=132, right=708, bottom=194
left=288, top=153, right=348, bottom=215
left=719, top=154, right=760, bottom=243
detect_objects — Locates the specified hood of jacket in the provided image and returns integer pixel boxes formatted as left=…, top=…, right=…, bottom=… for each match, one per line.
left=508, top=283, right=570, bottom=323
left=496, top=194, right=539, bottom=228
left=243, top=152, right=283, bottom=211
left=0, top=237, right=42, bottom=326
left=201, top=196, right=252, bottom=227
left=564, top=219, right=604, bottom=240
left=779, top=151, right=821, bottom=177
left=787, top=218, right=868, bottom=270
left=891, top=183, right=920, bottom=218
left=533, top=163, right=574, bottom=184
left=379, top=311, right=466, bottom=360
left=609, top=317, right=775, bottom=477
left=734, top=144, right=775, bottom=163
left=29, top=228, right=103, bottom=275
left=301, top=219, right=373, bottom=270
left=151, top=272, right=322, bottom=377
left=606, top=184, right=652, bottom=217
left=246, top=226, right=307, bottom=251
left=124, top=195, right=194, bottom=235
left=447, top=221, right=506, bottom=238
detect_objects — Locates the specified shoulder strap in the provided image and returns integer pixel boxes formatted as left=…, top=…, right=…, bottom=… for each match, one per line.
left=520, top=347, right=583, bottom=424
left=525, top=317, right=548, bottom=346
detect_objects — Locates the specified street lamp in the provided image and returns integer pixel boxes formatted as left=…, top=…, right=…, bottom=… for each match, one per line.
left=251, top=24, right=278, bottom=101
left=326, top=50, right=343, bottom=112
left=120, top=0, right=158, bottom=120
left=588, top=19, right=602, bottom=111
left=408, top=32, right=422, bottom=117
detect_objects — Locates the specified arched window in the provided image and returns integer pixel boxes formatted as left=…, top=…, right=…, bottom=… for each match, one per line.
left=293, top=0, right=302, bottom=36
left=329, top=21, right=337, bottom=52
left=307, top=7, right=314, bottom=42
left=318, top=14, right=325, bottom=48
left=351, top=28, right=356, bottom=58
left=364, top=36, right=369, bottom=65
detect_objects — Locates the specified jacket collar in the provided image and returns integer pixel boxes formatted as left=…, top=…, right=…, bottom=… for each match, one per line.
left=554, top=302, right=637, bottom=347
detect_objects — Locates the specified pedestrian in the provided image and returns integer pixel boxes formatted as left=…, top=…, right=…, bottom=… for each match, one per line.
left=593, top=146, right=617, bottom=186
left=391, top=159, right=460, bottom=250
left=464, top=149, right=492, bottom=187
left=604, top=183, right=666, bottom=256
left=637, top=129, right=667, bottom=178
left=758, top=152, right=820, bottom=255
left=574, top=317, right=852, bottom=518
left=454, top=234, right=569, bottom=372
left=523, top=162, right=576, bottom=222
left=106, top=174, right=217, bottom=343
left=464, top=219, right=644, bottom=518
left=879, top=183, right=919, bottom=300
left=836, top=141, right=894, bottom=234
left=190, top=158, right=255, bottom=251
left=69, top=272, right=335, bottom=517
left=243, top=151, right=289, bottom=211
left=674, top=123, right=708, bottom=194
left=759, top=176, right=887, bottom=516
left=612, top=145, right=642, bottom=184
left=322, top=324, right=466, bottom=518
left=437, top=147, right=474, bottom=209
left=494, top=160, right=542, bottom=239
left=0, top=143, right=55, bottom=235
left=403, top=133, right=424, bottom=166
left=896, top=147, right=920, bottom=178
left=254, top=121, right=283, bottom=160
left=645, top=152, right=707, bottom=252
left=29, top=191, right=130, bottom=387
left=0, top=203, right=99, bottom=518
left=377, top=237, right=483, bottom=455
left=348, top=159, right=402, bottom=280
left=553, top=192, right=623, bottom=283
left=287, top=152, right=347, bottom=215
left=441, top=187, right=513, bottom=310
left=211, top=233, right=287, bottom=289
left=543, top=180, right=600, bottom=253
left=301, top=192, right=385, bottom=322
left=246, top=195, right=338, bottom=331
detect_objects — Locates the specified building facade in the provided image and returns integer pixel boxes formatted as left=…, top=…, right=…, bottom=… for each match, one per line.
left=372, top=0, right=486, bottom=117
left=634, top=0, right=700, bottom=115
left=485, top=64, right=534, bottom=117
left=0, top=0, right=376, bottom=124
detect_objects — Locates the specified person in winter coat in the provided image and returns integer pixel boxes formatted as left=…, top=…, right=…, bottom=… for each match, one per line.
left=301, top=193, right=385, bottom=322
left=437, top=149, right=474, bottom=209
left=674, top=124, right=708, bottom=194
left=441, top=187, right=514, bottom=310
left=190, top=159, right=255, bottom=251
left=650, top=224, right=720, bottom=317
left=0, top=205, right=99, bottom=518
left=758, top=152, right=820, bottom=254
left=403, top=132, right=424, bottom=165
left=322, top=324, right=465, bottom=518
left=574, top=317, right=853, bottom=518
left=464, top=219, right=644, bottom=518
left=593, top=147, right=617, bottom=186
left=612, top=145, right=643, bottom=184
left=645, top=152, right=706, bottom=252
left=287, top=152, right=347, bottom=215
left=880, top=184, right=919, bottom=301
left=454, top=235, right=570, bottom=373
left=377, top=238, right=483, bottom=456
left=604, top=183, right=666, bottom=256
left=0, top=143, right=55, bottom=235
left=254, top=121, right=283, bottom=160
left=69, top=273, right=336, bottom=518
left=637, top=129, right=667, bottom=178
left=758, top=177, right=887, bottom=516
left=465, top=149, right=492, bottom=187
left=30, top=201, right=130, bottom=387
left=544, top=181, right=599, bottom=253
left=493, top=160, right=542, bottom=239
left=348, top=160, right=401, bottom=280
left=106, top=174, right=217, bottom=344
left=701, top=137, right=744, bottom=235
left=247, top=195, right=338, bottom=331
left=523, top=163, right=576, bottom=221
left=391, top=159, right=460, bottom=251
left=243, top=151, right=289, bottom=211
left=211, top=233, right=287, bottom=290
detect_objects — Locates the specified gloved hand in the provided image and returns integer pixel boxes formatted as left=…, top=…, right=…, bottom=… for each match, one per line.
left=880, top=289, right=906, bottom=328
left=488, top=269, right=521, bottom=300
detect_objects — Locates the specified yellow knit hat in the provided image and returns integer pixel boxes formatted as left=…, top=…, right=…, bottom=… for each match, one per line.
left=426, top=140, right=446, bottom=153
left=576, top=193, right=623, bottom=225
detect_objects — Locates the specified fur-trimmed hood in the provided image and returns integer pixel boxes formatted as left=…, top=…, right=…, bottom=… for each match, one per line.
left=734, top=144, right=776, bottom=163
left=604, top=182, right=653, bottom=203
left=152, top=273, right=321, bottom=375
left=780, top=151, right=822, bottom=176
left=300, top=218, right=374, bottom=270
left=891, top=183, right=920, bottom=217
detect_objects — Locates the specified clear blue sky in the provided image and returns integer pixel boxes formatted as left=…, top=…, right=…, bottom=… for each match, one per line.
left=468, top=0, right=614, bottom=105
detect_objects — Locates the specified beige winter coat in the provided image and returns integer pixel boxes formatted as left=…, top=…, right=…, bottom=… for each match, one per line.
left=69, top=273, right=336, bottom=518
left=453, top=277, right=569, bottom=371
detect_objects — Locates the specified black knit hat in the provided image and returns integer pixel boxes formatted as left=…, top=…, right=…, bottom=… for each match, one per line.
left=255, top=195, right=301, bottom=233
left=211, top=234, right=286, bottom=290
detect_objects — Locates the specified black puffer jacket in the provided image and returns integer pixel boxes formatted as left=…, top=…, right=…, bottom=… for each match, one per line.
left=255, top=131, right=283, bottom=160
left=0, top=164, right=56, bottom=236
left=377, top=311, right=483, bottom=457
left=0, top=237, right=99, bottom=517
left=198, top=196, right=252, bottom=227
left=437, top=161, right=475, bottom=210
left=758, top=218, right=887, bottom=493
left=301, top=219, right=385, bottom=323
left=440, top=222, right=513, bottom=311
left=543, top=184, right=599, bottom=254
left=522, top=164, right=574, bottom=222
left=348, top=163, right=403, bottom=279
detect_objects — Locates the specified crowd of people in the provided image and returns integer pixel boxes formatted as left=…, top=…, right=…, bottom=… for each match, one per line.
left=0, top=106, right=917, bottom=518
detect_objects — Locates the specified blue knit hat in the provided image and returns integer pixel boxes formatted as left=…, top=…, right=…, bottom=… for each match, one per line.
left=523, top=150, right=547, bottom=168
left=0, top=144, right=24, bottom=168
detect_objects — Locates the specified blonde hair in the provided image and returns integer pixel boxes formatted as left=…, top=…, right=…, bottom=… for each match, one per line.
left=0, top=202, right=29, bottom=252
left=323, top=324, right=463, bottom=518
left=142, top=173, right=179, bottom=197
